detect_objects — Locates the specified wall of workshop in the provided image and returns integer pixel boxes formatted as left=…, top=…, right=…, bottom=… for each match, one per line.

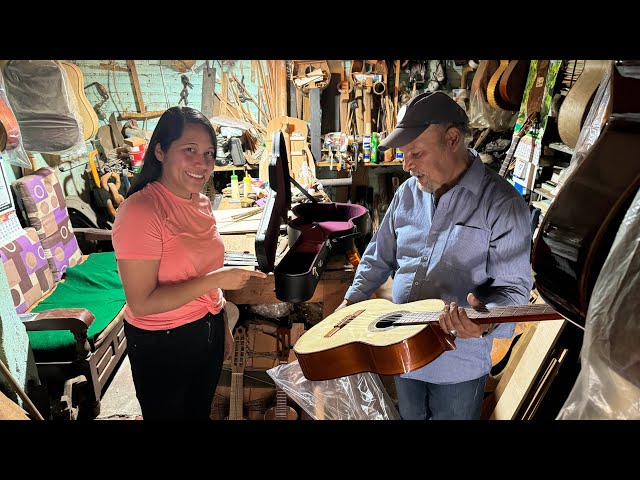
left=5, top=59, right=262, bottom=198
left=5, top=60, right=466, bottom=204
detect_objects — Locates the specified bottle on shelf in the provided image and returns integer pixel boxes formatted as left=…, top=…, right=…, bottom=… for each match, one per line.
left=230, top=169, right=240, bottom=201
left=243, top=173, right=251, bottom=199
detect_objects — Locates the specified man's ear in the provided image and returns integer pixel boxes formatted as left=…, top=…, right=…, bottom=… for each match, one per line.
left=447, top=128, right=460, bottom=150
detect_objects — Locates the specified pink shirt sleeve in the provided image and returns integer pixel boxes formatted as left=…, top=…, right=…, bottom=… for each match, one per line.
left=112, top=196, right=163, bottom=260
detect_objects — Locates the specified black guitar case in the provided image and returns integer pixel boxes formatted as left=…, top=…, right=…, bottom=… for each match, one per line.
left=255, top=131, right=371, bottom=303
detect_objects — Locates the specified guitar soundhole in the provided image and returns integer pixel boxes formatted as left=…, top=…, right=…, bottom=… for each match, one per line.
left=374, top=312, right=406, bottom=330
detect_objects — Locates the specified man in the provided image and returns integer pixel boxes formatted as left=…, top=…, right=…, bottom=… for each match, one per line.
left=336, top=91, right=533, bottom=420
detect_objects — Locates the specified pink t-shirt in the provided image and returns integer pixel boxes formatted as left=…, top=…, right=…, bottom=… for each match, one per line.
left=112, top=181, right=225, bottom=330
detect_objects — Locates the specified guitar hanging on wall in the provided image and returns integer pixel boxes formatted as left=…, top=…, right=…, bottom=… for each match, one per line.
left=497, top=60, right=551, bottom=178
left=59, top=61, right=100, bottom=141
left=557, top=60, right=610, bottom=149
left=264, top=325, right=298, bottom=420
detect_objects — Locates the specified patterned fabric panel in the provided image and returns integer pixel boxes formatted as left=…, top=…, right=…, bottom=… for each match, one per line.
left=0, top=228, right=54, bottom=313
left=11, top=167, right=82, bottom=281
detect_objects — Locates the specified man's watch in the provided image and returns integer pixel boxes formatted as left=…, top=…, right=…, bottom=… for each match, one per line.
left=480, top=323, right=498, bottom=338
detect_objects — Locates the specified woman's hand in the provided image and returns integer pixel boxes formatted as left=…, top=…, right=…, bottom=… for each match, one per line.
left=438, top=293, right=487, bottom=339
left=210, top=267, right=268, bottom=290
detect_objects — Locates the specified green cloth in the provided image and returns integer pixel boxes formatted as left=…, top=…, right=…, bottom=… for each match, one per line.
left=30, top=252, right=126, bottom=362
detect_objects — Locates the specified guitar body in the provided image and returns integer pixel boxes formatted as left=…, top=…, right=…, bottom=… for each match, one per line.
left=60, top=61, right=99, bottom=141
left=557, top=60, right=609, bottom=148
left=293, top=298, right=562, bottom=381
left=487, top=60, right=510, bottom=110
left=499, top=60, right=530, bottom=111
left=533, top=60, right=640, bottom=327
left=470, top=60, right=500, bottom=103
left=263, top=405, right=298, bottom=420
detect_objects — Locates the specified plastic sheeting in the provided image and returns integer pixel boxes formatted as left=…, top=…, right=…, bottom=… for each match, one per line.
left=267, top=360, right=400, bottom=420
left=557, top=187, right=640, bottom=419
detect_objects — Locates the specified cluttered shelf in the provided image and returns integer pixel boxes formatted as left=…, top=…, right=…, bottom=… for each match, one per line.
left=316, top=160, right=404, bottom=168
left=215, top=164, right=258, bottom=172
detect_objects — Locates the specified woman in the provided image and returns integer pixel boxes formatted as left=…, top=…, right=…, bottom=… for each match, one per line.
left=112, top=106, right=267, bottom=420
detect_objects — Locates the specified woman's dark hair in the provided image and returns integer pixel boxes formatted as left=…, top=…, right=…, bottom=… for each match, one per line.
left=126, top=106, right=217, bottom=198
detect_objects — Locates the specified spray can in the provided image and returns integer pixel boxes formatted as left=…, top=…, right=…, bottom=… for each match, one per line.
left=363, top=135, right=371, bottom=163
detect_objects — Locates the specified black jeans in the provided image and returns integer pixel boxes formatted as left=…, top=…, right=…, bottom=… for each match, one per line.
left=124, top=311, right=225, bottom=420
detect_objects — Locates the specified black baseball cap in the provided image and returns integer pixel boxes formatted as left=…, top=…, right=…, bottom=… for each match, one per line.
left=378, top=91, right=468, bottom=152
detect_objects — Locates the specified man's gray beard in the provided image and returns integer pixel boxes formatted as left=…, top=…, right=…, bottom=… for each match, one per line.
left=412, top=174, right=439, bottom=193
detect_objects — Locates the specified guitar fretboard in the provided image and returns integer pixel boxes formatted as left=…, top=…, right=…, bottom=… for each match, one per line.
left=394, top=304, right=562, bottom=326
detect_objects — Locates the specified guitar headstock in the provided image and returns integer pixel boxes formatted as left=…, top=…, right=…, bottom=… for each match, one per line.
left=231, top=325, right=247, bottom=374
left=275, top=326, right=292, bottom=363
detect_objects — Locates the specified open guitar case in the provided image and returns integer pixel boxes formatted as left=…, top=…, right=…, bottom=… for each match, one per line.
left=255, top=131, right=371, bottom=303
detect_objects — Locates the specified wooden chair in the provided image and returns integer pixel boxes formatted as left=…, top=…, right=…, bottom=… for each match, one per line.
left=1, top=167, right=127, bottom=419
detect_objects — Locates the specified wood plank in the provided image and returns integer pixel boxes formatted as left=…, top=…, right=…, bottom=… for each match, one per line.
left=126, top=60, right=146, bottom=113
left=489, top=319, right=566, bottom=420
left=201, top=61, right=216, bottom=119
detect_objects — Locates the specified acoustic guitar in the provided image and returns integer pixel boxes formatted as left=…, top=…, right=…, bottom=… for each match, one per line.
left=470, top=60, right=500, bottom=103
left=292, top=298, right=563, bottom=381
left=59, top=61, right=99, bottom=141
left=487, top=60, right=510, bottom=110
left=557, top=60, right=609, bottom=149
left=497, top=60, right=551, bottom=177
left=532, top=60, right=640, bottom=327
left=499, top=60, right=530, bottom=111
left=225, top=325, right=248, bottom=420
left=264, top=326, right=298, bottom=420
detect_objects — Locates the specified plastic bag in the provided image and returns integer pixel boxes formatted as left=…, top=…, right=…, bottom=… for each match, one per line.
left=556, top=188, right=640, bottom=419
left=267, top=360, right=400, bottom=420
left=554, top=62, right=613, bottom=194
left=2, top=60, right=85, bottom=155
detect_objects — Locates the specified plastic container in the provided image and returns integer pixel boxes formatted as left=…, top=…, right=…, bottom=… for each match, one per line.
left=230, top=170, right=240, bottom=200
left=363, top=135, right=371, bottom=163
left=243, top=174, right=251, bottom=199
left=371, top=132, right=379, bottom=163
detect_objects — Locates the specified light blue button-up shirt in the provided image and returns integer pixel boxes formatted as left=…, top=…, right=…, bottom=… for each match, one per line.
left=345, top=150, right=533, bottom=383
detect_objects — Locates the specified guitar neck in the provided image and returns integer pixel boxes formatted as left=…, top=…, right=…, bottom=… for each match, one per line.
left=396, top=304, right=563, bottom=326
left=229, top=372, right=244, bottom=420
left=498, top=132, right=524, bottom=177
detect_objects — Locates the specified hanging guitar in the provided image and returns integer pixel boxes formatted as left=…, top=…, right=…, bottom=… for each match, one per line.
left=557, top=60, right=610, bottom=149
left=225, top=325, right=248, bottom=420
left=293, top=298, right=563, bottom=381
left=532, top=60, right=640, bottom=327
left=264, top=325, right=298, bottom=420
left=498, top=113, right=537, bottom=178
left=497, top=60, right=551, bottom=178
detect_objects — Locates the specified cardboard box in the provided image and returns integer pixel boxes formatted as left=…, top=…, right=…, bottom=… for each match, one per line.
left=124, top=136, right=145, bottom=147
left=513, top=159, right=537, bottom=195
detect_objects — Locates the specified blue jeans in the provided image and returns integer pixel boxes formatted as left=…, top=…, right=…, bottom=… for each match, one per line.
left=394, top=375, right=488, bottom=420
